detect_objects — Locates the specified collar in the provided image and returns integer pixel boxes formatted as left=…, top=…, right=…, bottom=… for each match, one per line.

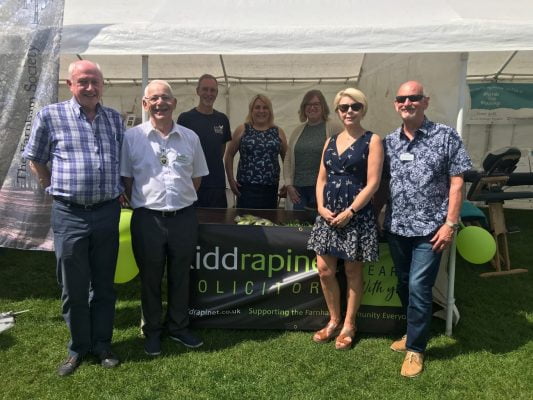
left=69, top=97, right=101, bottom=118
left=144, top=121, right=180, bottom=138
left=399, top=116, right=431, bottom=140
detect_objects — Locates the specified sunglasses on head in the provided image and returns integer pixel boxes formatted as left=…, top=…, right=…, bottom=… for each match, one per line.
left=395, top=94, right=425, bottom=103
left=337, top=103, right=363, bottom=113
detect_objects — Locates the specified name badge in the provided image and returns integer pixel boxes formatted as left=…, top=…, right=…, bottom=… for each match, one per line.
left=400, top=152, right=414, bottom=162
left=175, top=153, right=190, bottom=164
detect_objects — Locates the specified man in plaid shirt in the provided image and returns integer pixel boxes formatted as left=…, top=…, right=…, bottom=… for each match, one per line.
left=23, top=60, right=124, bottom=377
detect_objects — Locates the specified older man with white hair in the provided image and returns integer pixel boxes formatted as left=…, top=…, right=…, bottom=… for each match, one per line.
left=121, top=80, right=208, bottom=356
left=24, top=60, right=124, bottom=376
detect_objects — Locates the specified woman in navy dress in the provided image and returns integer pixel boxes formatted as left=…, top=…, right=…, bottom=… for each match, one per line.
left=225, top=94, right=288, bottom=208
left=308, top=88, right=383, bottom=350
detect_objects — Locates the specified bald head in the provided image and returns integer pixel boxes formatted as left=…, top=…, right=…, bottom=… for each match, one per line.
left=394, top=80, right=429, bottom=128
left=397, top=81, right=424, bottom=97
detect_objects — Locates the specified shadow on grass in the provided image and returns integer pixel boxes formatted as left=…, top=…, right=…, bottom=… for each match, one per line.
left=0, top=331, right=16, bottom=351
left=110, top=326, right=285, bottom=364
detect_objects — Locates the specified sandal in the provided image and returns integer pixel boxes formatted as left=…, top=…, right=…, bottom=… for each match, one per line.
left=312, top=321, right=341, bottom=343
left=335, top=328, right=356, bottom=350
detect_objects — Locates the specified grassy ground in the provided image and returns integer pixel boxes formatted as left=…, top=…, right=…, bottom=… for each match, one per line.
left=0, top=209, right=532, bottom=400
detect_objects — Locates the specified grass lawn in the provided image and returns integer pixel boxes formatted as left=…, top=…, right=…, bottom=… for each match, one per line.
left=1, top=209, right=532, bottom=400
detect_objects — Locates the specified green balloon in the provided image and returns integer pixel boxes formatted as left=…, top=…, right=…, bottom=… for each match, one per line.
left=115, top=209, right=139, bottom=283
left=456, top=226, right=497, bottom=264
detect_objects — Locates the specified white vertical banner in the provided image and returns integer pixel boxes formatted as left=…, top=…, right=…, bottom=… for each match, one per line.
left=0, top=0, right=64, bottom=250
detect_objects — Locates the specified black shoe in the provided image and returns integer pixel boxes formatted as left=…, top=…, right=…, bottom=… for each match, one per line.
left=57, top=355, right=82, bottom=377
left=144, top=336, right=161, bottom=356
left=169, top=329, right=203, bottom=348
left=98, top=350, right=120, bottom=368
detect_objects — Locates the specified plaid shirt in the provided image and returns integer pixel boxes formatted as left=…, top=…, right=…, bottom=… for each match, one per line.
left=383, top=118, right=472, bottom=237
left=23, top=98, right=124, bottom=205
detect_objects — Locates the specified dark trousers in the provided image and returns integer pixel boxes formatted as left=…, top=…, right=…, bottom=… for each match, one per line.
left=51, top=200, right=120, bottom=357
left=237, top=184, right=278, bottom=209
left=386, top=232, right=442, bottom=353
left=131, top=206, right=197, bottom=338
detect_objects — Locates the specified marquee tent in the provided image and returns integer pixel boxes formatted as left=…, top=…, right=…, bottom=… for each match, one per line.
left=3, top=0, right=533, bottom=335
left=58, top=0, right=533, bottom=171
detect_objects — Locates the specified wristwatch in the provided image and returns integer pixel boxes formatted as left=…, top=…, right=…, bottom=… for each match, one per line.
left=445, top=220, right=460, bottom=230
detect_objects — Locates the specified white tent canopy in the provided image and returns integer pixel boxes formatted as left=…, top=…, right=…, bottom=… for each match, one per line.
left=59, top=0, right=533, bottom=172
left=61, top=0, right=533, bottom=82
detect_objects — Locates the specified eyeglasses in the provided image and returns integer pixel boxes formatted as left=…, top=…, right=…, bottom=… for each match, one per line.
left=337, top=103, right=363, bottom=113
left=306, top=102, right=322, bottom=108
left=144, top=95, right=174, bottom=104
left=395, top=94, right=425, bottom=103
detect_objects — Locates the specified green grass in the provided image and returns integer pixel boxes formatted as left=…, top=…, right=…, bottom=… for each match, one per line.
left=1, top=209, right=532, bottom=399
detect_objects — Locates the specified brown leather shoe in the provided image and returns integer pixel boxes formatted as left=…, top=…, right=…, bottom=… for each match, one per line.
left=390, top=335, right=407, bottom=352
left=312, top=321, right=341, bottom=343
left=401, top=351, right=424, bottom=378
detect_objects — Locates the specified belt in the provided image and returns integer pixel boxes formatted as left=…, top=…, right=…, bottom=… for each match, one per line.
left=53, top=196, right=117, bottom=210
left=138, top=205, right=192, bottom=218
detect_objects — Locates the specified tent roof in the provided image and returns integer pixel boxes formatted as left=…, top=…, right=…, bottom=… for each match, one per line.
left=60, top=0, right=533, bottom=82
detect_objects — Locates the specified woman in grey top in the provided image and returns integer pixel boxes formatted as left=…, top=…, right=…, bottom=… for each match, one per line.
left=284, top=90, right=341, bottom=210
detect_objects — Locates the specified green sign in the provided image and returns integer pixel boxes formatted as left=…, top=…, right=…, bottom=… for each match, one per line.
left=469, top=83, right=533, bottom=110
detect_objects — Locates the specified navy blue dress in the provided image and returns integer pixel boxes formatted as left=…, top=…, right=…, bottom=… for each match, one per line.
left=307, top=131, right=378, bottom=261
left=236, top=124, right=282, bottom=209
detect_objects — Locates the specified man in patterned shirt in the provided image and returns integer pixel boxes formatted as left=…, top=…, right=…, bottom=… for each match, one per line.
left=383, top=81, right=472, bottom=378
left=23, top=60, right=124, bottom=376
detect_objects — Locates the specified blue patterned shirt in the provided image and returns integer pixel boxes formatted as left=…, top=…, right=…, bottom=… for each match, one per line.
left=23, top=98, right=124, bottom=205
left=383, top=118, right=472, bottom=237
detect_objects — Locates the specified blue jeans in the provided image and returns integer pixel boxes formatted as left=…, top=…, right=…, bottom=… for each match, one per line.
left=291, top=185, right=317, bottom=211
left=386, top=232, right=442, bottom=353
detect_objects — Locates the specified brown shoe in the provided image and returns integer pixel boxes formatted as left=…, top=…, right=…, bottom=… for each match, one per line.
left=401, top=351, right=424, bottom=378
left=312, top=321, right=341, bottom=343
left=390, top=335, right=407, bottom=352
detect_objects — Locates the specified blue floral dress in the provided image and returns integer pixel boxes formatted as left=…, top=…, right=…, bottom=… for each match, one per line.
left=307, top=131, right=379, bottom=261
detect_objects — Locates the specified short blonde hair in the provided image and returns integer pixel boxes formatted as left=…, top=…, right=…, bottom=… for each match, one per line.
left=245, top=94, right=274, bottom=126
left=333, top=88, right=368, bottom=117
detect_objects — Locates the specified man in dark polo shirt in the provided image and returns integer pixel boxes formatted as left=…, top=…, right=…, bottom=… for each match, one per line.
left=178, top=74, right=231, bottom=207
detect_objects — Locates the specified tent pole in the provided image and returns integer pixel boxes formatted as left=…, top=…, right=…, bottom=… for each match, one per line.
left=142, top=55, right=149, bottom=123
left=219, top=55, right=230, bottom=120
left=446, top=52, right=469, bottom=337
